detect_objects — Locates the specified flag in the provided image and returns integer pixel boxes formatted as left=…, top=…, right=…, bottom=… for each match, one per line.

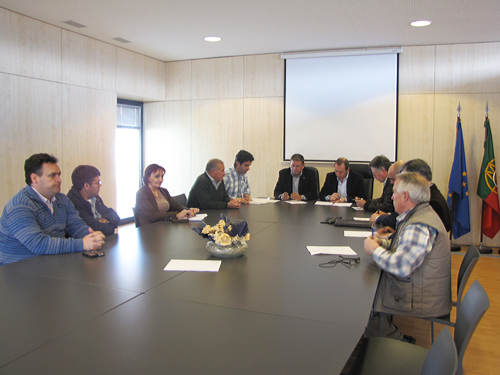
left=447, top=119, right=471, bottom=238
left=477, top=119, right=500, bottom=238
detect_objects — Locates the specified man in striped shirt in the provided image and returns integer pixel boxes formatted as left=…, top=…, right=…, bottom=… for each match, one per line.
left=0, top=153, right=105, bottom=265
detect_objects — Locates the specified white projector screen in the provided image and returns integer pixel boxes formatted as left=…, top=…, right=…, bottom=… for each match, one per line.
left=284, top=53, right=398, bottom=162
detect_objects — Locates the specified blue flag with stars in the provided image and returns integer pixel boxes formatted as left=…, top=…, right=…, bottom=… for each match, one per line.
left=447, top=119, right=471, bottom=238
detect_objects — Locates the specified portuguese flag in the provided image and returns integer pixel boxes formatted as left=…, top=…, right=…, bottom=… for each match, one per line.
left=477, top=119, right=500, bottom=238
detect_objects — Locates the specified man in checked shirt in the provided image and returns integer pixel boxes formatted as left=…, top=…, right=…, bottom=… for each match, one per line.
left=223, top=150, right=254, bottom=204
left=363, top=172, right=451, bottom=344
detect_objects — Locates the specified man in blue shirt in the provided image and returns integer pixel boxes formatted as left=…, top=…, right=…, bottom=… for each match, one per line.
left=223, top=150, right=254, bottom=204
left=0, top=153, right=105, bottom=265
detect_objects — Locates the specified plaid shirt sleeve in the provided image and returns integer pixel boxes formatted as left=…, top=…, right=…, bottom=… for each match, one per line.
left=223, top=168, right=251, bottom=198
left=372, top=223, right=438, bottom=278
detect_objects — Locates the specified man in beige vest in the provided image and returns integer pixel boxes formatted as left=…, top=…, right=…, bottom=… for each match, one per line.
left=363, top=172, right=451, bottom=344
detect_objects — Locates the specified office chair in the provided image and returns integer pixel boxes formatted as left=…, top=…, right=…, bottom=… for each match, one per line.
left=172, top=193, right=187, bottom=206
left=425, top=244, right=480, bottom=342
left=305, top=166, right=320, bottom=198
left=132, top=207, right=140, bottom=228
left=348, top=327, right=457, bottom=375
left=349, top=163, right=373, bottom=199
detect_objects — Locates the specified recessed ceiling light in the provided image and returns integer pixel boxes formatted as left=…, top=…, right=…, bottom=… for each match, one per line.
left=204, top=36, right=221, bottom=42
left=410, top=20, right=431, bottom=27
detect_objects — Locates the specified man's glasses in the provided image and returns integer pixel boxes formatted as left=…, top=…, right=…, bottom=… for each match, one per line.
left=319, top=255, right=360, bottom=268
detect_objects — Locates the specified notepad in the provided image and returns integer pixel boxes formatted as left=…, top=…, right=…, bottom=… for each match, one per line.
left=306, top=246, right=357, bottom=256
left=164, top=259, right=221, bottom=272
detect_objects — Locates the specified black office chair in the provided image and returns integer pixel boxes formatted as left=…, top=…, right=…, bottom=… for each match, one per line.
left=350, top=280, right=489, bottom=375
left=425, top=244, right=480, bottom=342
left=454, top=280, right=490, bottom=375
left=172, top=193, right=187, bottom=207
left=349, top=327, right=457, bottom=375
left=132, top=207, right=140, bottom=228
left=305, top=166, right=320, bottom=198
left=349, top=163, right=373, bottom=199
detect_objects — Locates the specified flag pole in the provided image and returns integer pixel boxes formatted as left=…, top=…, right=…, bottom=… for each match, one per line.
left=479, top=103, right=493, bottom=254
left=448, top=109, right=462, bottom=251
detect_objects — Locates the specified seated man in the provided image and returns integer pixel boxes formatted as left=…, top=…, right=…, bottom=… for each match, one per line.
left=0, top=153, right=105, bottom=265
left=273, top=154, right=318, bottom=201
left=319, top=157, right=367, bottom=203
left=223, top=150, right=254, bottom=204
left=356, top=155, right=394, bottom=212
left=67, top=165, right=120, bottom=236
left=363, top=172, right=451, bottom=343
left=372, top=159, right=452, bottom=231
left=187, top=159, right=241, bottom=210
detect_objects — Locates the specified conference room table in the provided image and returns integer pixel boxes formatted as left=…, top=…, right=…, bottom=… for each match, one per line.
left=0, top=200, right=382, bottom=374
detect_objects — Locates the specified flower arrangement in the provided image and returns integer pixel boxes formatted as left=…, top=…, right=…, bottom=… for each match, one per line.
left=192, top=213, right=250, bottom=247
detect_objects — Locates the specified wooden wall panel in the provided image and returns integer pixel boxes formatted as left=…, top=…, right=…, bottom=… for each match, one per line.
left=0, top=7, right=61, bottom=82
left=190, top=99, right=244, bottom=182
left=243, top=98, right=284, bottom=197
left=397, top=94, right=435, bottom=162
left=61, top=85, right=117, bottom=208
left=244, top=54, right=284, bottom=98
left=192, top=57, right=244, bottom=100
left=165, top=61, right=192, bottom=101
left=398, top=46, right=435, bottom=95
left=143, top=101, right=192, bottom=197
left=0, top=73, right=62, bottom=209
left=116, top=48, right=165, bottom=101
left=435, top=43, right=500, bottom=94
left=62, top=30, right=116, bottom=91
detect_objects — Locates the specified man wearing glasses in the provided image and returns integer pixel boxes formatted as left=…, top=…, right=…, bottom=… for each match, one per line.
left=355, top=155, right=394, bottom=213
left=67, top=165, right=120, bottom=236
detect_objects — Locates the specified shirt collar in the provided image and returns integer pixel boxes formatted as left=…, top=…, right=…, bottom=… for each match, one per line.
left=337, top=171, right=349, bottom=184
left=206, top=171, right=221, bottom=189
left=31, top=186, right=56, bottom=205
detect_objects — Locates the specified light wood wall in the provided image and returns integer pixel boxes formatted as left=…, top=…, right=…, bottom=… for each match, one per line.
left=2, top=7, right=500, bottom=248
left=0, top=7, right=164, bottom=211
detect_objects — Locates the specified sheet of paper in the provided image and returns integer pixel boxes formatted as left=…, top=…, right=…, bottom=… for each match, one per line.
left=306, top=246, right=357, bottom=256
left=164, top=259, right=221, bottom=272
left=344, top=230, right=372, bottom=238
left=315, top=201, right=333, bottom=206
left=188, top=213, right=208, bottom=222
left=351, top=206, right=364, bottom=211
left=250, top=198, right=276, bottom=205
left=285, top=200, right=308, bottom=204
left=353, top=217, right=370, bottom=221
left=332, top=202, right=352, bottom=207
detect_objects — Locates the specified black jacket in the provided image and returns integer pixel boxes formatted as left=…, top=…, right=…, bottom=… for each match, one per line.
left=273, top=167, right=318, bottom=201
left=67, top=186, right=120, bottom=236
left=319, top=169, right=367, bottom=202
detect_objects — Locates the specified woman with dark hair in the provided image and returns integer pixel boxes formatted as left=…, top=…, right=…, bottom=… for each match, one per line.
left=135, top=164, right=199, bottom=227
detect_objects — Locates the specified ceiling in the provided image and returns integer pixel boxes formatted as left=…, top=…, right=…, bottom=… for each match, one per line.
left=1, top=0, right=499, bottom=62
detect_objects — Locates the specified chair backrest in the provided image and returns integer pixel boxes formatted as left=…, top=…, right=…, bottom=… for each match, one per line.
left=349, top=163, right=374, bottom=199
left=454, top=280, right=490, bottom=375
left=456, top=244, right=480, bottom=308
left=132, top=207, right=140, bottom=228
left=305, top=166, right=320, bottom=198
left=172, top=193, right=187, bottom=207
left=420, top=327, right=457, bottom=375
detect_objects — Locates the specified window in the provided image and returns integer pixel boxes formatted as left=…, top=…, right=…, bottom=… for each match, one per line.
left=116, top=99, right=143, bottom=219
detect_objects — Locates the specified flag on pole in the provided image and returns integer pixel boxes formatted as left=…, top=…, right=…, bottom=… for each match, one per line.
left=477, top=119, right=500, bottom=238
left=447, top=119, right=471, bottom=238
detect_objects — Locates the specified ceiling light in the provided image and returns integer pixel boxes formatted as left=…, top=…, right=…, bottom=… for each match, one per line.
left=204, top=36, right=221, bottom=42
left=410, top=20, right=431, bottom=27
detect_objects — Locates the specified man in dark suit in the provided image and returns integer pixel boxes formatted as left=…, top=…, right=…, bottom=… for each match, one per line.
left=319, top=157, right=367, bottom=203
left=356, top=155, right=395, bottom=213
left=274, top=154, right=318, bottom=201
